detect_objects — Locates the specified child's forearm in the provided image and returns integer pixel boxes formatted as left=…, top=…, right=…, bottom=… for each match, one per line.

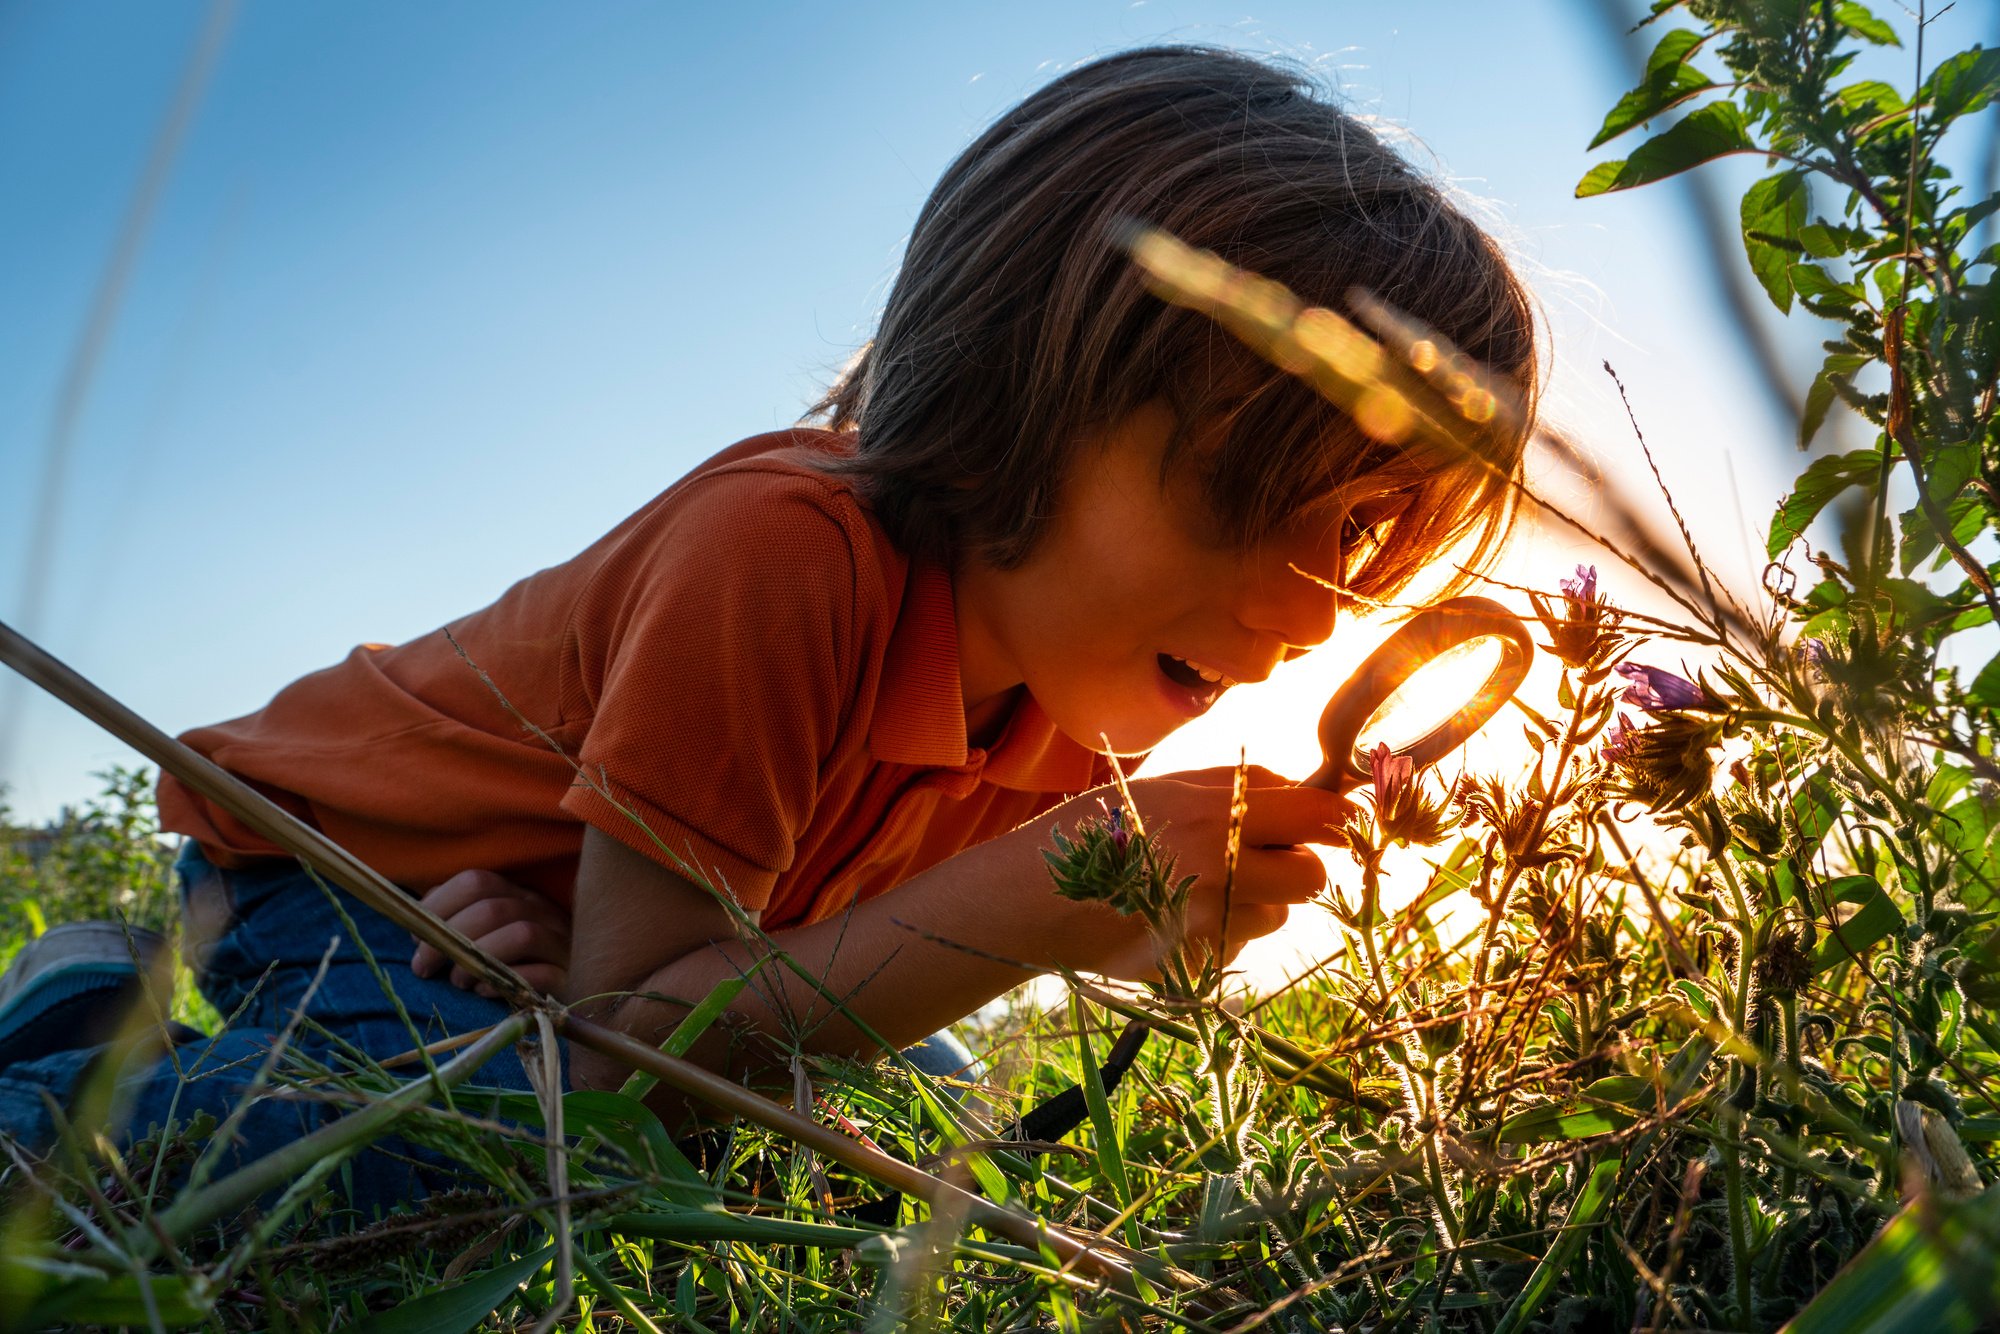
left=571, top=826, right=1097, bottom=1124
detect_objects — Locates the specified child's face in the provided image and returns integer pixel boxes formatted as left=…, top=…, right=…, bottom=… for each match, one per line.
left=955, top=401, right=1382, bottom=756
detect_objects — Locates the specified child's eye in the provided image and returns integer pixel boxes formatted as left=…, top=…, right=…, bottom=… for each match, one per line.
left=1341, top=514, right=1385, bottom=558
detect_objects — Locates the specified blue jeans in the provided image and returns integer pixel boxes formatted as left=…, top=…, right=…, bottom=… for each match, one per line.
left=0, top=845, right=981, bottom=1216
left=0, top=844, right=543, bottom=1217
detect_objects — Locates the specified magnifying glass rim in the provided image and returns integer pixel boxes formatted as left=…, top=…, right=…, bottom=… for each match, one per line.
left=1307, top=596, right=1534, bottom=792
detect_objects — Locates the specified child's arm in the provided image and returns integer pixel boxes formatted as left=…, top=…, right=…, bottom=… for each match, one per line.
left=565, top=768, right=1346, bottom=1130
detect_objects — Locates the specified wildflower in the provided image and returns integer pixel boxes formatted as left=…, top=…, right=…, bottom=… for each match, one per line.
left=1367, top=742, right=1455, bottom=847
left=1106, top=804, right=1131, bottom=856
left=1045, top=800, right=1170, bottom=919
left=1796, top=638, right=1832, bottom=679
left=1603, top=712, right=1639, bottom=763
left=1615, top=663, right=1720, bottom=714
left=1529, top=563, right=1627, bottom=675
left=1601, top=711, right=1723, bottom=813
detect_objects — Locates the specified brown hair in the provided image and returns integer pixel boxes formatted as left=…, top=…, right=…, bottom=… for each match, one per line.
left=811, top=45, right=1539, bottom=602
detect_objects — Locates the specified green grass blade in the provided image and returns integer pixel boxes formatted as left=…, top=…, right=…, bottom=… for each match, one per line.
left=1784, top=1191, right=2000, bottom=1334
left=2, top=1254, right=203, bottom=1328
left=1492, top=1157, right=1620, bottom=1334
left=347, top=1242, right=554, bottom=1334
left=1069, top=996, right=1136, bottom=1229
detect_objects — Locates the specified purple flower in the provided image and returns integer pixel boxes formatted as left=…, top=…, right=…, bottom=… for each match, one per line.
left=1616, top=663, right=1713, bottom=713
left=1370, top=742, right=1413, bottom=811
left=1560, top=564, right=1598, bottom=610
left=1531, top=563, right=1625, bottom=671
left=1796, top=638, right=1832, bottom=679
left=1600, top=708, right=1723, bottom=812
left=1603, top=712, right=1639, bottom=763
left=1106, top=804, right=1130, bottom=856
left=1366, top=742, right=1452, bottom=847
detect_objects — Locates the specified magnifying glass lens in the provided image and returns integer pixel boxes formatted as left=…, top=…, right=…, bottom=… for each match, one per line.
left=1352, top=634, right=1507, bottom=757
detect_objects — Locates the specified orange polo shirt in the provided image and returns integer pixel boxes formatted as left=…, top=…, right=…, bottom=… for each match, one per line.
left=157, top=429, right=1114, bottom=929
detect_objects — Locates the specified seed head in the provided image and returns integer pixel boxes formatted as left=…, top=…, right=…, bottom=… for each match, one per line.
left=1754, top=926, right=1816, bottom=999
left=1603, top=711, right=1722, bottom=813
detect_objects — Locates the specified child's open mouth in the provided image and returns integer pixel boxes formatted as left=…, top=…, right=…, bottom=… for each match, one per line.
left=1156, top=653, right=1238, bottom=714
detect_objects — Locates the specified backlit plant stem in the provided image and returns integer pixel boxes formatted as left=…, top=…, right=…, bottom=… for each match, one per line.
left=1473, top=674, right=1591, bottom=994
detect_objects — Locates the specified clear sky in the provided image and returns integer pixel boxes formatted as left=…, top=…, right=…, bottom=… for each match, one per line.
left=3, top=0, right=1982, bottom=837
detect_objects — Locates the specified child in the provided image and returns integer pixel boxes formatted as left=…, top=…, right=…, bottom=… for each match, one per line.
left=0, top=45, right=1535, bottom=1209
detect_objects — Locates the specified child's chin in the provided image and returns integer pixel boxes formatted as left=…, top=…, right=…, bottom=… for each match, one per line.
left=1079, top=714, right=1179, bottom=757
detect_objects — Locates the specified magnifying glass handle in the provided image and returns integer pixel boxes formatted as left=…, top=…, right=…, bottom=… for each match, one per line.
left=1305, top=596, right=1534, bottom=793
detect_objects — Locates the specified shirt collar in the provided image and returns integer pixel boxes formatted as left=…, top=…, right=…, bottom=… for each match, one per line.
left=868, top=561, right=1103, bottom=793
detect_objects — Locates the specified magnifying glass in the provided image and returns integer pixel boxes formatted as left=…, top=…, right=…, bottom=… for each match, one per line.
left=1303, top=595, right=1535, bottom=793
left=999, top=597, right=1534, bottom=1148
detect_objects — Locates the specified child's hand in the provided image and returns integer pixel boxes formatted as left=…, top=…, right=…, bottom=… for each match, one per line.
left=410, top=870, right=572, bottom=999
left=1054, top=766, right=1351, bottom=982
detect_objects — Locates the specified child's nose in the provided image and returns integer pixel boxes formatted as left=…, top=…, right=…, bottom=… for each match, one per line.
left=1240, top=568, right=1340, bottom=657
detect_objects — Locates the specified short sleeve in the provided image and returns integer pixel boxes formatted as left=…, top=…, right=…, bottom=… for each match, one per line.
left=558, top=469, right=869, bottom=910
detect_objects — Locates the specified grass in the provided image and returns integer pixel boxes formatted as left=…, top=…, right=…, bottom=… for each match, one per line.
left=0, top=737, right=1993, bottom=1331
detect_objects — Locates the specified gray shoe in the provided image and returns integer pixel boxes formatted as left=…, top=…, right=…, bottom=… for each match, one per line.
left=0, top=921, right=173, bottom=1067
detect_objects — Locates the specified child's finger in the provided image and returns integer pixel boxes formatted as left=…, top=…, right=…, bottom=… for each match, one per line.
left=480, top=919, right=570, bottom=967
left=414, top=902, right=570, bottom=982
left=1240, top=786, right=1354, bottom=847
left=1156, top=764, right=1297, bottom=789
left=444, top=895, right=570, bottom=944
left=416, top=869, right=513, bottom=921
left=1221, top=903, right=1289, bottom=944
left=1229, top=846, right=1328, bottom=903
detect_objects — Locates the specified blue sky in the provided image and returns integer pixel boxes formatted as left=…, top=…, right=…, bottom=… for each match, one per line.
left=2, top=0, right=1982, bottom=825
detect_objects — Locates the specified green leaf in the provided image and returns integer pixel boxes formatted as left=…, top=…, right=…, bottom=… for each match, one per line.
left=1492, top=1158, right=1621, bottom=1334
left=1923, top=46, right=2000, bottom=123
left=2, top=1255, right=205, bottom=1328
left=609, top=973, right=749, bottom=1108
left=1410, top=838, right=1483, bottom=919
left=1741, top=171, right=1810, bottom=311
left=1498, top=1102, right=1636, bottom=1143
left=1969, top=653, right=2000, bottom=709
left=1786, top=1190, right=2000, bottom=1333
left=1497, top=1075, right=1658, bottom=1144
left=604, top=1211, right=885, bottom=1246
left=1790, top=769, right=1844, bottom=858
left=481, top=1089, right=710, bottom=1205
left=350, top=1244, right=554, bottom=1334
left=1675, top=978, right=1716, bottom=1019
left=1798, top=354, right=1867, bottom=450
left=1768, top=448, right=1881, bottom=556
left=1578, top=103, right=1760, bottom=197
left=1813, top=875, right=1904, bottom=970
left=1835, top=2, right=1901, bottom=46
left=1590, top=28, right=1719, bottom=149
left=1790, top=262, right=1867, bottom=307
left=1542, top=1000, right=1578, bottom=1049
left=1835, top=79, right=1907, bottom=122
left=1797, top=222, right=1848, bottom=258
left=1070, top=995, right=1137, bottom=1244
left=1901, top=493, right=1985, bottom=575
